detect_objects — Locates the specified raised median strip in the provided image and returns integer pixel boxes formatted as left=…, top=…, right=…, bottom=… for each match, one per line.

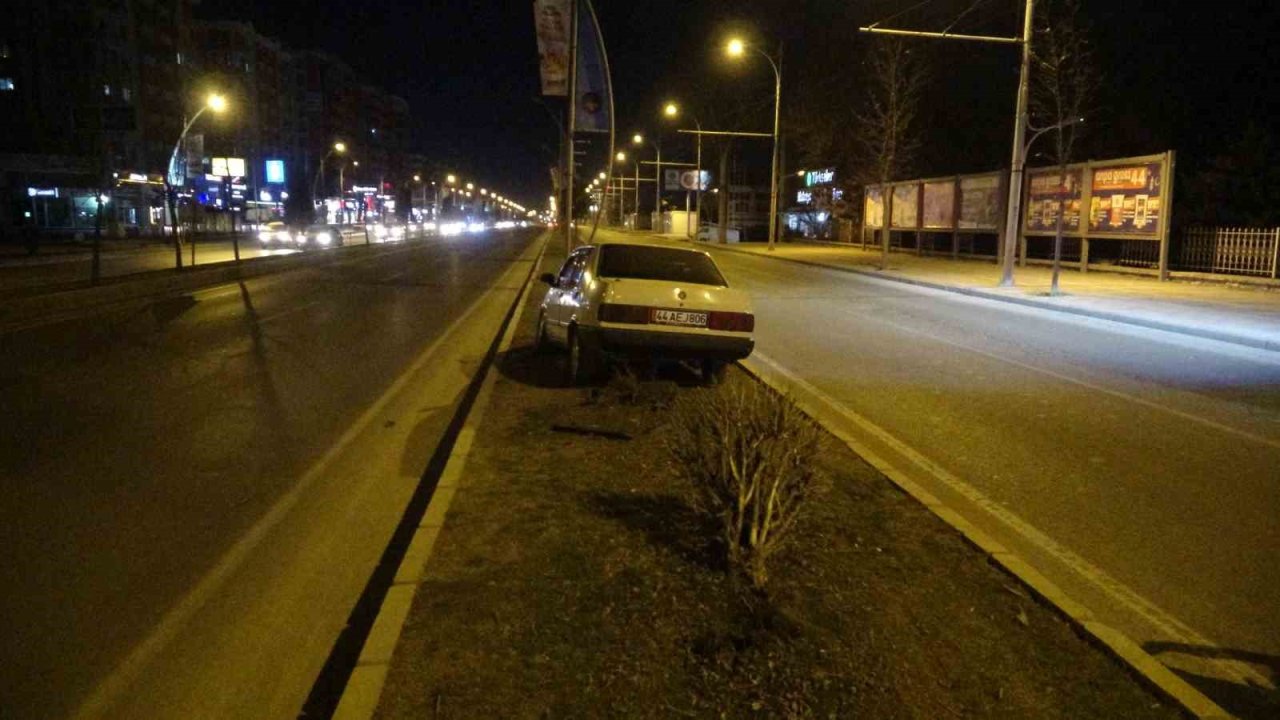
left=325, top=234, right=550, bottom=720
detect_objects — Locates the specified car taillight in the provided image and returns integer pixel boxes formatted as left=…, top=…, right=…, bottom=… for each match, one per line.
left=708, top=311, right=754, bottom=332
left=598, top=303, right=651, bottom=325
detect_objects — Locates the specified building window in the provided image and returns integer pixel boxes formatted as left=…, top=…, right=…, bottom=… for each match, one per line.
left=0, top=78, right=14, bottom=91
left=176, top=52, right=184, bottom=65
left=122, top=87, right=131, bottom=102
left=103, top=84, right=112, bottom=97
left=0, top=43, right=10, bottom=59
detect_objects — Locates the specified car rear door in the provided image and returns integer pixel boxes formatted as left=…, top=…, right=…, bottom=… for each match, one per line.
left=546, top=248, right=590, bottom=342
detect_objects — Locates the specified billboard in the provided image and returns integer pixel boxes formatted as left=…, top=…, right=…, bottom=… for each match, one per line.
left=864, top=186, right=884, bottom=229
left=663, top=169, right=710, bottom=191
left=1025, top=168, right=1083, bottom=233
left=922, top=180, right=955, bottom=229
left=890, top=184, right=918, bottom=229
left=1088, top=161, right=1163, bottom=236
left=958, top=174, right=1002, bottom=230
left=211, top=157, right=246, bottom=179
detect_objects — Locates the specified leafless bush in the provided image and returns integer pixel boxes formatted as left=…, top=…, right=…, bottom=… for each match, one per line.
left=667, top=384, right=823, bottom=589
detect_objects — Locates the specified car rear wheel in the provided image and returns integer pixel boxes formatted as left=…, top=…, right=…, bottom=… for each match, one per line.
left=534, top=311, right=552, bottom=354
left=565, top=327, right=601, bottom=386
left=701, top=359, right=727, bottom=386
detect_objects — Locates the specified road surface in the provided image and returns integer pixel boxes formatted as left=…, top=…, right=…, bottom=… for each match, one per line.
left=0, top=228, right=543, bottom=719
left=0, top=230, right=371, bottom=294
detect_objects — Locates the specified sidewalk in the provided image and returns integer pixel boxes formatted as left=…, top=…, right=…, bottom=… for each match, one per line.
left=666, top=235, right=1280, bottom=352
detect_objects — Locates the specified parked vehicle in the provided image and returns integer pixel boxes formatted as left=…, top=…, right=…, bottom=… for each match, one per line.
left=536, top=242, right=754, bottom=385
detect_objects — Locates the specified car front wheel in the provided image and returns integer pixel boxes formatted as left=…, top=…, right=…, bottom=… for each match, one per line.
left=534, top=311, right=552, bottom=354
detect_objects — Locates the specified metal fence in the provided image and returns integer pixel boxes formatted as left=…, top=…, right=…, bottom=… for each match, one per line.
left=1178, top=226, right=1280, bottom=278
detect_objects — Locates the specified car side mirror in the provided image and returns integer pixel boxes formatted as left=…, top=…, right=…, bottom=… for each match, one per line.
left=540, top=272, right=558, bottom=287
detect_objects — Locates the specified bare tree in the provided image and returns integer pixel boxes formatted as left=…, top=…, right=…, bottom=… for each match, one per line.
left=1030, top=0, right=1099, bottom=295
left=853, top=39, right=927, bottom=267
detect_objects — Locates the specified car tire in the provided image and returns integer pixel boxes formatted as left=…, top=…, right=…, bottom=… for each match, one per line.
left=565, top=327, right=601, bottom=386
left=701, top=359, right=727, bottom=387
left=534, top=311, right=552, bottom=354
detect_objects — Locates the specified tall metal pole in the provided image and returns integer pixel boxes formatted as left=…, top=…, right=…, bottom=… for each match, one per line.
left=694, top=120, right=702, bottom=239
left=767, top=51, right=782, bottom=251
left=998, top=0, right=1036, bottom=287
left=634, top=160, right=640, bottom=225
left=563, top=1, right=578, bottom=254
left=166, top=107, right=209, bottom=270
left=654, top=144, right=662, bottom=228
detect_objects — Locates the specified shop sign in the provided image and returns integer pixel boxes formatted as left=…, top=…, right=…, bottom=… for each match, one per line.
left=804, top=168, right=835, bottom=187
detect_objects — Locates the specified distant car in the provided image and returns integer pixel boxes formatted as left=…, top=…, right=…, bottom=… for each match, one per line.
left=300, top=224, right=343, bottom=249
left=536, top=242, right=754, bottom=385
left=369, top=221, right=407, bottom=243
left=257, top=221, right=299, bottom=248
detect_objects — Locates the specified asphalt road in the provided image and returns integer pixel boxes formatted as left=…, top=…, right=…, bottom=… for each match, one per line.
left=0, top=228, right=543, bottom=719
left=602, top=230, right=1280, bottom=717
left=0, top=230, right=370, bottom=294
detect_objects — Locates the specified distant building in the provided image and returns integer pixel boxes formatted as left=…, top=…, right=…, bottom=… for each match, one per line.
left=0, top=4, right=413, bottom=237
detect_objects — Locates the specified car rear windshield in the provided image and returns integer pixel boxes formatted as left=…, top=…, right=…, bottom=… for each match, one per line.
left=596, top=245, right=727, bottom=286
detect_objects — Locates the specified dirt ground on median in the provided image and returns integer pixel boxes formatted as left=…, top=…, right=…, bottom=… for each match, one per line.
left=373, top=254, right=1183, bottom=719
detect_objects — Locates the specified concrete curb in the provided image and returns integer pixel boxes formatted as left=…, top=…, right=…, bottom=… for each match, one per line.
left=736, top=356, right=1231, bottom=720
left=681, top=238, right=1280, bottom=353
left=329, top=234, right=550, bottom=720
left=0, top=237, right=401, bottom=331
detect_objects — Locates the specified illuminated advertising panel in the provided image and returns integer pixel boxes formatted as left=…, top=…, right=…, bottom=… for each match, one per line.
left=265, top=160, right=285, bottom=184
left=1025, top=168, right=1084, bottom=233
left=864, top=186, right=884, bottom=229
left=1088, top=162, right=1163, bottom=236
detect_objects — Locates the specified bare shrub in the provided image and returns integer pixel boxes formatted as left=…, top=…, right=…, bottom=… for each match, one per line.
left=667, top=384, right=823, bottom=589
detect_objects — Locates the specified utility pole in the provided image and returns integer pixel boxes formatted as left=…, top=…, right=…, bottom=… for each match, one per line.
left=859, top=0, right=1031, bottom=285
left=563, top=0, right=578, bottom=255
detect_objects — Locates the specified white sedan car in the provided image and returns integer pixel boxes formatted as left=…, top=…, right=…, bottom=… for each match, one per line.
left=536, top=242, right=754, bottom=385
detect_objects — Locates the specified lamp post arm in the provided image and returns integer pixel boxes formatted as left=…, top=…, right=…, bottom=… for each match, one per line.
left=167, top=106, right=209, bottom=185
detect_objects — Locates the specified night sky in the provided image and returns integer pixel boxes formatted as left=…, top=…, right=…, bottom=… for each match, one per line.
left=203, top=1, right=1279, bottom=212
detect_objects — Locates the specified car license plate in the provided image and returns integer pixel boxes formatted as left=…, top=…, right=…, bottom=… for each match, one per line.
left=652, top=309, right=708, bottom=327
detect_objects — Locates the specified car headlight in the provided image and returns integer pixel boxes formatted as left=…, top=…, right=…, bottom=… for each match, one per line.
left=317, top=232, right=332, bottom=245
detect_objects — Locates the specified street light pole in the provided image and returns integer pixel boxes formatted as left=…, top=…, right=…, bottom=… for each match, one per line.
left=165, top=94, right=226, bottom=270
left=726, top=40, right=783, bottom=251
left=999, top=0, right=1036, bottom=286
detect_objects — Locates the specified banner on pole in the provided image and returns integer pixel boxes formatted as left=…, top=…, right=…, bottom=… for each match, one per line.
left=532, top=0, right=571, bottom=96
left=573, top=0, right=610, bottom=133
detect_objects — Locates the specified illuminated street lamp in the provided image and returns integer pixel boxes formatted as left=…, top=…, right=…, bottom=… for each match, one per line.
left=466, top=182, right=474, bottom=191
left=165, top=92, right=228, bottom=268
left=312, top=140, right=347, bottom=211
left=726, top=37, right=782, bottom=250
left=446, top=174, right=457, bottom=185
